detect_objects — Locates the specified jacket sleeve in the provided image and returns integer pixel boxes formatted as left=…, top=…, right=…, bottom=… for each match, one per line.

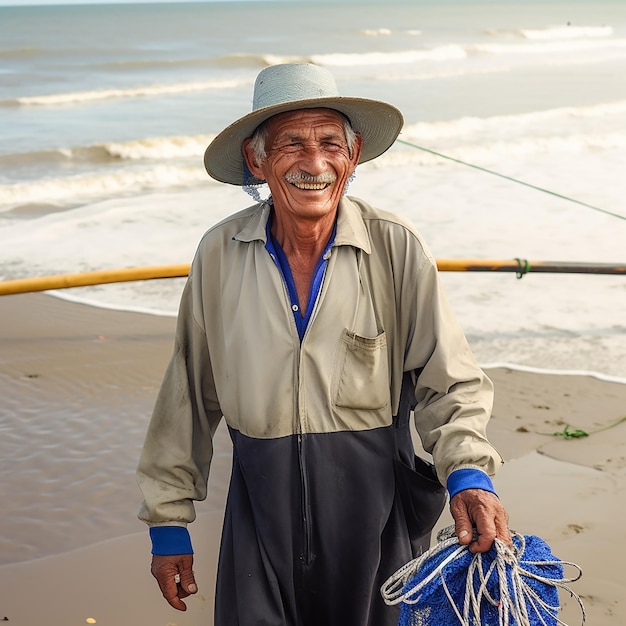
left=400, top=233, right=503, bottom=485
left=137, top=272, right=223, bottom=528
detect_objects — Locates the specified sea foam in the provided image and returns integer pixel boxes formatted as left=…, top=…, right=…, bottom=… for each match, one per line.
left=8, top=79, right=248, bottom=107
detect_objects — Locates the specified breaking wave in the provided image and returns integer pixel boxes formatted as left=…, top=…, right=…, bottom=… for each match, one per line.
left=487, top=25, right=614, bottom=40
left=1, top=79, right=249, bottom=107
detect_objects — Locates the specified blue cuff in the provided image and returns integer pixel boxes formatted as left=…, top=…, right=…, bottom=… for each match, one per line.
left=447, top=468, right=497, bottom=500
left=149, top=526, right=194, bottom=555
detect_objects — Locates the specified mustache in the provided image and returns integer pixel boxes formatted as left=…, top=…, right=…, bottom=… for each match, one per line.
left=283, top=171, right=337, bottom=185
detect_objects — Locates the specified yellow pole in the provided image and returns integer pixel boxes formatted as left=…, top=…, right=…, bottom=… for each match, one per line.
left=436, top=259, right=626, bottom=275
left=1, top=260, right=624, bottom=296
left=436, top=259, right=522, bottom=272
left=0, top=264, right=190, bottom=296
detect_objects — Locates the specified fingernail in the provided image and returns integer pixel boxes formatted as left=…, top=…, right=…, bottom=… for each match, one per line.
left=459, top=530, right=469, bottom=539
left=188, top=583, right=197, bottom=593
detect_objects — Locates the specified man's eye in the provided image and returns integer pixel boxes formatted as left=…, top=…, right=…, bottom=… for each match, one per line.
left=323, top=142, right=343, bottom=152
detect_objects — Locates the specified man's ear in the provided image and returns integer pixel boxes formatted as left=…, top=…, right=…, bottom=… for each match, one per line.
left=242, top=138, right=265, bottom=180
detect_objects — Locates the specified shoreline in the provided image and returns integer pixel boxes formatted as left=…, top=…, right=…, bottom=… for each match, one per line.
left=1, top=293, right=624, bottom=625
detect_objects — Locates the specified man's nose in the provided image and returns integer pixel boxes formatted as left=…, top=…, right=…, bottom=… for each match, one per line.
left=300, top=143, right=330, bottom=170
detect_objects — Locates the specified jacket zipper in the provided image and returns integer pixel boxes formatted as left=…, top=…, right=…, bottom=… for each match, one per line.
left=298, top=432, right=313, bottom=565
left=296, top=268, right=329, bottom=567
left=267, top=247, right=314, bottom=566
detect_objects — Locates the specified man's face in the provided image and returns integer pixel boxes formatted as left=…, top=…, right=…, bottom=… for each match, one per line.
left=243, top=108, right=362, bottom=221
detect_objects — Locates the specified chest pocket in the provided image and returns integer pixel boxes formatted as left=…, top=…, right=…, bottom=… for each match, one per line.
left=333, top=329, right=390, bottom=410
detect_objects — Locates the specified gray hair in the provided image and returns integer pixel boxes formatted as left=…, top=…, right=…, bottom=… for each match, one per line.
left=248, top=113, right=359, bottom=166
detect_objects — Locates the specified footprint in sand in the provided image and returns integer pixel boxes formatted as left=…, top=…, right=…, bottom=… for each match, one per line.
left=564, top=523, right=585, bottom=535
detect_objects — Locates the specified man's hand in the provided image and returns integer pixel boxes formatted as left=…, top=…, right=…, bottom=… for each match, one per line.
left=450, top=489, right=511, bottom=553
left=151, top=553, right=198, bottom=611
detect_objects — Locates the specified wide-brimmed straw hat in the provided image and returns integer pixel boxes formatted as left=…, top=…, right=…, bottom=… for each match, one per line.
left=204, top=63, right=404, bottom=185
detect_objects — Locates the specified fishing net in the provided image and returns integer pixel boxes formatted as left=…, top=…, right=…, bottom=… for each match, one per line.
left=381, top=526, right=585, bottom=626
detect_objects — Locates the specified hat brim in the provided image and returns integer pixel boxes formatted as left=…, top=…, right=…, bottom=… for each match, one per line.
left=204, top=96, right=404, bottom=186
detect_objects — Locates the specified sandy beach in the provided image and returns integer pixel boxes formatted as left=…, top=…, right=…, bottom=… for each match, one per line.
left=1, top=293, right=625, bottom=626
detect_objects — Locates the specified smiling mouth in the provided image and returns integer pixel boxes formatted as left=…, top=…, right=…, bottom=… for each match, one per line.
left=284, top=172, right=336, bottom=190
left=291, top=181, right=331, bottom=190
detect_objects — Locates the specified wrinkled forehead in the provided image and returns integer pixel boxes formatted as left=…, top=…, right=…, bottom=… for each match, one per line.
left=263, top=107, right=349, bottom=138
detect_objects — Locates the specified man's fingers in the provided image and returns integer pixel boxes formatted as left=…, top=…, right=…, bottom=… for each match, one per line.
left=163, top=585, right=188, bottom=611
left=450, top=489, right=510, bottom=553
left=495, top=507, right=512, bottom=546
left=151, top=554, right=196, bottom=611
left=155, top=572, right=188, bottom=611
left=468, top=523, right=496, bottom=554
left=179, top=568, right=198, bottom=596
left=450, top=495, right=473, bottom=546
left=468, top=507, right=497, bottom=554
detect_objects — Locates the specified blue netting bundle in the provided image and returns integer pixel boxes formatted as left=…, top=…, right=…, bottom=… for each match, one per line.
left=381, top=527, right=585, bottom=626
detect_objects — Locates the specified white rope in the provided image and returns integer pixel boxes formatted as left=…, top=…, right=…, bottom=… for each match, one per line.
left=380, top=527, right=586, bottom=626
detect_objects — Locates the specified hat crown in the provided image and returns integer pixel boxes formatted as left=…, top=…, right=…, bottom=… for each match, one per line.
left=204, top=63, right=403, bottom=185
left=252, top=64, right=340, bottom=111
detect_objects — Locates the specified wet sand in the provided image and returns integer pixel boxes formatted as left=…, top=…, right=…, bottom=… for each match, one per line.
left=1, top=293, right=624, bottom=625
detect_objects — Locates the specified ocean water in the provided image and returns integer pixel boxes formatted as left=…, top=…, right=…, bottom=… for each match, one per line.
left=1, top=0, right=625, bottom=379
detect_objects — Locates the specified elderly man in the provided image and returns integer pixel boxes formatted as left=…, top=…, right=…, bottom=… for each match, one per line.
left=137, top=63, right=509, bottom=625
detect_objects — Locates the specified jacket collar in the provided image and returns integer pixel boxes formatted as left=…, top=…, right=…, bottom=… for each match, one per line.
left=233, top=197, right=371, bottom=254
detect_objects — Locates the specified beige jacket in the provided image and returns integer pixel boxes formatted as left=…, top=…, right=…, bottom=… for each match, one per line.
left=137, top=196, right=502, bottom=527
